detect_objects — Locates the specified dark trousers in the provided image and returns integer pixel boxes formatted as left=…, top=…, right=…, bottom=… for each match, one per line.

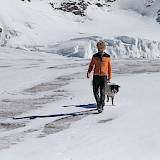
left=93, top=75, right=107, bottom=108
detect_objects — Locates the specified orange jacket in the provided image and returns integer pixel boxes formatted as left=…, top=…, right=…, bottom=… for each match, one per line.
left=87, top=52, right=112, bottom=80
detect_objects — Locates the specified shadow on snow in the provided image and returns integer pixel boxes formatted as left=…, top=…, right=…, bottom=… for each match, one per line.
left=63, top=103, right=97, bottom=109
left=13, top=104, right=98, bottom=120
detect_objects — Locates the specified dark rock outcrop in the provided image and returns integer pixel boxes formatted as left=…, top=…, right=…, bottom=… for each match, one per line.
left=50, top=0, right=116, bottom=16
left=50, top=1, right=89, bottom=16
left=156, top=9, right=160, bottom=23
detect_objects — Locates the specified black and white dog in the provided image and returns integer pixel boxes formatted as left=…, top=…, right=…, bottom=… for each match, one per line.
left=105, top=83, right=120, bottom=106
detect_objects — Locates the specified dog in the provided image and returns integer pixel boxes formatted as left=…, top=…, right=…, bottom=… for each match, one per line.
left=105, top=83, right=120, bottom=106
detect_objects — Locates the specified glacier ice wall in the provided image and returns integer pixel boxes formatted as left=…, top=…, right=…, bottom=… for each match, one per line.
left=36, top=36, right=160, bottom=59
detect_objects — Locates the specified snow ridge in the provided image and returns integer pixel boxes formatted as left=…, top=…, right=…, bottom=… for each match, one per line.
left=34, top=36, right=160, bottom=59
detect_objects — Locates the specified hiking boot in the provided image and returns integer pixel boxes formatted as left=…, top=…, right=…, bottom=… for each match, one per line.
left=97, top=105, right=103, bottom=113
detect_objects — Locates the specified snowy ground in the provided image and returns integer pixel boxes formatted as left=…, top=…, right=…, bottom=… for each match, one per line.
left=0, top=47, right=160, bottom=159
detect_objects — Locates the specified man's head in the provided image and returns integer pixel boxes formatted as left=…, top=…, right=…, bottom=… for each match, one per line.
left=97, top=40, right=107, bottom=52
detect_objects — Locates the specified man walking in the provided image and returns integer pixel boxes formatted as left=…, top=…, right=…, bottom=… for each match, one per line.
left=87, top=40, right=112, bottom=113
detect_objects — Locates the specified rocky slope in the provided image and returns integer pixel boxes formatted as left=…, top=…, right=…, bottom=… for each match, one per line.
left=20, top=0, right=160, bottom=22
left=49, top=0, right=116, bottom=16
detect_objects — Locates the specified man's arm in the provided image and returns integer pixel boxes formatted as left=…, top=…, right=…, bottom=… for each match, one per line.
left=108, top=58, right=112, bottom=81
left=87, top=56, right=95, bottom=78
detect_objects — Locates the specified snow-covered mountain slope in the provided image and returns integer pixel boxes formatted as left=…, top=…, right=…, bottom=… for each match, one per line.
left=0, top=0, right=160, bottom=58
left=117, top=0, right=160, bottom=22
left=26, top=0, right=160, bottom=23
